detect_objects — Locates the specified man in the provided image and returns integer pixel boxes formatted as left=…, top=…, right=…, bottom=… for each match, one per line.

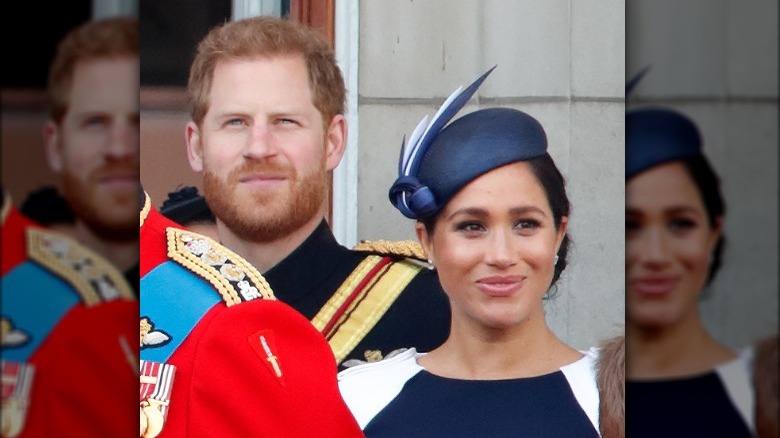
left=2, top=184, right=137, bottom=437
left=43, top=15, right=140, bottom=294
left=139, top=189, right=363, bottom=436
left=183, top=16, right=450, bottom=367
left=2, top=18, right=139, bottom=437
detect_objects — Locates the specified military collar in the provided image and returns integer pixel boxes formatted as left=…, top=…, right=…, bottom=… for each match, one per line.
left=263, top=220, right=356, bottom=309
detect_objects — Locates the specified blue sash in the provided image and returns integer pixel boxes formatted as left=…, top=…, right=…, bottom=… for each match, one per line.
left=1, top=262, right=82, bottom=361
left=139, top=261, right=223, bottom=363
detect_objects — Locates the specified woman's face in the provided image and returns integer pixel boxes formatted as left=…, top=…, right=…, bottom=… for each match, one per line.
left=626, top=161, right=722, bottom=329
left=417, top=161, right=566, bottom=330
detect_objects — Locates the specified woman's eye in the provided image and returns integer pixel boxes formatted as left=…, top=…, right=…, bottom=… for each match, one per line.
left=669, top=218, right=696, bottom=232
left=514, top=219, right=540, bottom=231
left=455, top=222, right=484, bottom=233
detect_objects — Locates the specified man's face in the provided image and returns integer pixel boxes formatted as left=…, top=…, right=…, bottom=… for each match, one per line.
left=46, top=56, right=140, bottom=241
left=186, top=54, right=345, bottom=242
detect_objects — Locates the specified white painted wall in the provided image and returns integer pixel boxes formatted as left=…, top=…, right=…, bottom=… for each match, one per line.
left=352, top=0, right=626, bottom=350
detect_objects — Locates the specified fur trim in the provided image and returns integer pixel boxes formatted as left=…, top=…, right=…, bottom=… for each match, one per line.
left=597, top=335, right=625, bottom=438
left=753, top=334, right=778, bottom=438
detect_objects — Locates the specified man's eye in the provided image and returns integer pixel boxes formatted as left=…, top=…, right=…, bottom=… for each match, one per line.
left=84, top=116, right=109, bottom=127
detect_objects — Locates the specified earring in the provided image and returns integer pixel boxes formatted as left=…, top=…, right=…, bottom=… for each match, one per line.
left=553, top=255, right=559, bottom=266
left=427, top=259, right=435, bottom=270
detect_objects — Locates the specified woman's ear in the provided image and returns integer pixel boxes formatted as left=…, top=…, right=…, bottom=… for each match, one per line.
left=415, top=221, right=434, bottom=265
left=708, top=216, right=724, bottom=252
left=555, top=216, right=569, bottom=254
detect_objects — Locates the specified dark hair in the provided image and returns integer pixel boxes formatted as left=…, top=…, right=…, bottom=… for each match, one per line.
left=680, top=155, right=726, bottom=285
left=423, top=153, right=571, bottom=291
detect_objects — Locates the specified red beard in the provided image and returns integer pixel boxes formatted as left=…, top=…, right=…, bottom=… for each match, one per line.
left=202, top=160, right=326, bottom=243
left=61, top=161, right=138, bottom=242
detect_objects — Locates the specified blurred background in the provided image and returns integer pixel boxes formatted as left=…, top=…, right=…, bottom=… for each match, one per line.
left=627, top=0, right=778, bottom=349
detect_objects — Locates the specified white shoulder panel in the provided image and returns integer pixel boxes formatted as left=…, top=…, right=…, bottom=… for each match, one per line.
left=338, top=348, right=424, bottom=429
left=560, top=347, right=601, bottom=435
left=716, top=348, right=755, bottom=432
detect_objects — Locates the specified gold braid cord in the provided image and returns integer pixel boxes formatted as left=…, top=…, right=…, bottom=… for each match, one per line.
left=353, top=240, right=427, bottom=262
left=26, top=228, right=135, bottom=305
left=166, top=227, right=276, bottom=306
left=312, top=256, right=423, bottom=364
left=140, top=191, right=151, bottom=228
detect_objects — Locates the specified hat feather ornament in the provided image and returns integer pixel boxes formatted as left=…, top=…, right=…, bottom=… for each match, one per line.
left=390, top=66, right=496, bottom=219
left=625, top=65, right=650, bottom=96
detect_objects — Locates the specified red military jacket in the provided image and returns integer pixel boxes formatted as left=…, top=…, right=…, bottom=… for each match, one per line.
left=139, top=193, right=363, bottom=437
left=1, top=193, right=137, bottom=437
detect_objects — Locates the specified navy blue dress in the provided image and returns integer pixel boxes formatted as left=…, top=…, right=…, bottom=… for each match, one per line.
left=339, top=348, right=601, bottom=437
left=626, top=372, right=753, bottom=437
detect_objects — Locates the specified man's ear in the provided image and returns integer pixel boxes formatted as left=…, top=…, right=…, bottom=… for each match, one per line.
left=185, top=121, right=204, bottom=172
left=324, top=114, right=347, bottom=172
left=43, top=121, right=63, bottom=173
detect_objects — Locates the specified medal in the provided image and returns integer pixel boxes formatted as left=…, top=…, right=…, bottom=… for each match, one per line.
left=139, top=405, right=147, bottom=437
left=140, top=399, right=166, bottom=437
left=1, top=361, right=34, bottom=438
left=2, top=398, right=26, bottom=437
left=138, top=360, right=175, bottom=438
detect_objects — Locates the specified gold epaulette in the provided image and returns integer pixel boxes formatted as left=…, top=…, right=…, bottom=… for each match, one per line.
left=165, top=227, right=275, bottom=306
left=25, top=228, right=135, bottom=306
left=353, top=239, right=427, bottom=262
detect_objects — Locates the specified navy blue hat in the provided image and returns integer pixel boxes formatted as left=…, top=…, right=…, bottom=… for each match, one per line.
left=389, top=67, right=548, bottom=219
left=626, top=107, right=703, bottom=179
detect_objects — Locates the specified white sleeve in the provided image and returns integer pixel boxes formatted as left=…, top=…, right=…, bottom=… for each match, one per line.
left=337, top=348, right=424, bottom=429
left=716, top=348, right=755, bottom=432
left=560, top=347, right=601, bottom=435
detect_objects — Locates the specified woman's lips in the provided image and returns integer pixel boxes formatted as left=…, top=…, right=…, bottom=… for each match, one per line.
left=632, top=277, right=680, bottom=296
left=476, top=275, right=526, bottom=297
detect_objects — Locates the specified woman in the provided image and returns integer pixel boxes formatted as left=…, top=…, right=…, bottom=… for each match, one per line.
left=338, top=70, right=623, bottom=437
left=624, top=107, right=766, bottom=437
